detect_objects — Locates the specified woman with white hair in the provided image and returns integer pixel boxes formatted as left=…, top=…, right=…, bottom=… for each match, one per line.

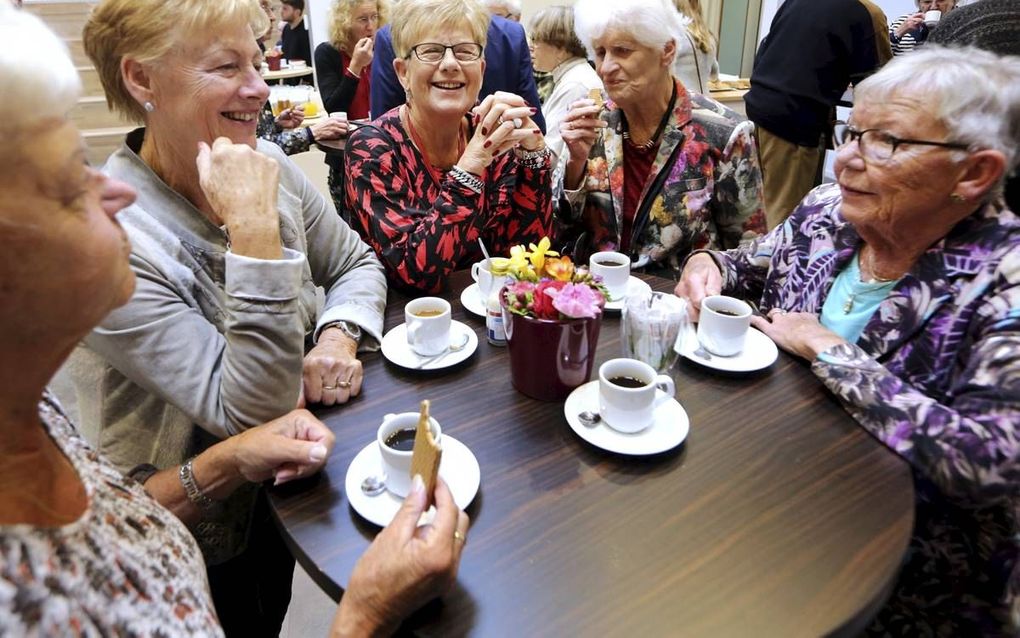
left=558, top=0, right=765, bottom=277
left=676, top=46, right=1020, bottom=635
left=0, top=5, right=467, bottom=636
left=77, top=0, right=387, bottom=631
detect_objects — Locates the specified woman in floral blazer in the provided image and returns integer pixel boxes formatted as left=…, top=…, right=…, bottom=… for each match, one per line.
left=677, top=47, right=1020, bottom=636
left=559, top=0, right=765, bottom=276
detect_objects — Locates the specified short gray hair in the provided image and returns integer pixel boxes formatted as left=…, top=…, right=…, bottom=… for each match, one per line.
left=0, top=4, right=80, bottom=135
left=854, top=46, right=1020, bottom=181
left=573, top=0, right=686, bottom=61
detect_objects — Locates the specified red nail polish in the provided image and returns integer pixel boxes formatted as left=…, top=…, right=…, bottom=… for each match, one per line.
left=533, top=129, right=541, bottom=134
left=483, top=140, right=492, bottom=148
left=529, top=107, right=537, bottom=114
left=481, top=127, right=488, bottom=135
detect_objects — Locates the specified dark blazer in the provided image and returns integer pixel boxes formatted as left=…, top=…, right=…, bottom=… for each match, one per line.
left=369, top=16, right=546, bottom=132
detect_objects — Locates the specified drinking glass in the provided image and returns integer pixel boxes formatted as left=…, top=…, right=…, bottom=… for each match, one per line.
left=621, top=292, right=688, bottom=373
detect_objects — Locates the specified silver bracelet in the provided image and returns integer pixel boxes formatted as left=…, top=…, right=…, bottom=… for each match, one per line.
left=450, top=165, right=484, bottom=194
left=180, top=457, right=216, bottom=510
left=514, top=146, right=551, bottom=169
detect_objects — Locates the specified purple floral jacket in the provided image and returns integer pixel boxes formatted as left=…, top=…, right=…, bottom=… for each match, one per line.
left=562, top=80, right=766, bottom=274
left=710, top=183, right=1020, bottom=636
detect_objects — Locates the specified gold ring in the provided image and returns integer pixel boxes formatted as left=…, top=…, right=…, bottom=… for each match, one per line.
left=322, top=384, right=337, bottom=390
left=453, top=530, right=467, bottom=544
left=337, top=380, right=352, bottom=389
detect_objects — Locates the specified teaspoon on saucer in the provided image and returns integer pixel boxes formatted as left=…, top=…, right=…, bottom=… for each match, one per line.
left=578, top=410, right=601, bottom=427
left=414, top=331, right=471, bottom=368
left=361, top=474, right=387, bottom=497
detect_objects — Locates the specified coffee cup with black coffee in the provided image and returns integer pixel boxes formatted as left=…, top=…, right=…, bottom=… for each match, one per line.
left=405, top=297, right=452, bottom=356
left=377, top=411, right=442, bottom=497
left=697, top=295, right=752, bottom=356
left=597, top=358, right=676, bottom=433
left=589, top=250, right=631, bottom=302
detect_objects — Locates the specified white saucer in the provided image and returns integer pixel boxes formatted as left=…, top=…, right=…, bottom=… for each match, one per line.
left=677, top=327, right=778, bottom=372
left=564, top=381, right=689, bottom=455
left=345, top=435, right=481, bottom=527
left=603, top=276, right=654, bottom=312
left=632, top=254, right=651, bottom=269
left=380, top=320, right=478, bottom=370
left=459, top=283, right=486, bottom=317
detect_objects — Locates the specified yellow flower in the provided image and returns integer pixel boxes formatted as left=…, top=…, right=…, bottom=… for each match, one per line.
left=650, top=198, right=671, bottom=227
left=508, top=245, right=537, bottom=281
left=526, top=237, right=558, bottom=273
left=544, top=256, right=575, bottom=282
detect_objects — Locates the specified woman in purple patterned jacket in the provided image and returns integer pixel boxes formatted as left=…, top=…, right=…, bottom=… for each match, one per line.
left=677, top=46, right=1020, bottom=636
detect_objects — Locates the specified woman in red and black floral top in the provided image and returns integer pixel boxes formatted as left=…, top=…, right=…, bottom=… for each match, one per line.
left=344, top=0, right=554, bottom=293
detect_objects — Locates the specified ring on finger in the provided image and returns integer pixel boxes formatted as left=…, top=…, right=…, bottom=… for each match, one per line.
left=453, top=530, right=467, bottom=544
left=322, top=384, right=338, bottom=390
left=337, top=379, right=352, bottom=389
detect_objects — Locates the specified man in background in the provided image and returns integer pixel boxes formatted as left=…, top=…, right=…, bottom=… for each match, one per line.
left=280, top=0, right=311, bottom=64
left=745, top=0, right=882, bottom=228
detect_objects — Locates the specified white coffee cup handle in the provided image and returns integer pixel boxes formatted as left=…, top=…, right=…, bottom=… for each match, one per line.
left=406, top=321, right=420, bottom=345
left=653, top=375, right=676, bottom=409
left=471, top=262, right=481, bottom=283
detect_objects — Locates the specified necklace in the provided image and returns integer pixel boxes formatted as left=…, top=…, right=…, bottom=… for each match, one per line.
left=842, top=249, right=899, bottom=314
left=401, top=105, right=468, bottom=188
left=621, top=82, right=676, bottom=151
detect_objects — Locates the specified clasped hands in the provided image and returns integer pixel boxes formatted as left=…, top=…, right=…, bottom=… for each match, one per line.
left=458, top=91, right=545, bottom=176
left=675, top=254, right=846, bottom=360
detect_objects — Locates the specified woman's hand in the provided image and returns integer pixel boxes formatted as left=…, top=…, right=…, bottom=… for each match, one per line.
left=331, top=476, right=469, bottom=636
left=229, top=409, right=335, bottom=485
left=895, top=12, right=926, bottom=36
left=560, top=97, right=607, bottom=190
left=302, top=328, right=363, bottom=406
left=308, top=115, right=350, bottom=142
left=459, top=91, right=543, bottom=175
left=196, top=137, right=282, bottom=259
left=275, top=105, right=306, bottom=129
left=674, top=253, right=723, bottom=322
left=750, top=310, right=847, bottom=361
left=349, top=36, right=374, bottom=76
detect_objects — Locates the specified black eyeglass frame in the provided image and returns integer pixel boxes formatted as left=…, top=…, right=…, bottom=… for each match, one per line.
left=832, top=120, right=971, bottom=159
left=406, top=42, right=484, bottom=63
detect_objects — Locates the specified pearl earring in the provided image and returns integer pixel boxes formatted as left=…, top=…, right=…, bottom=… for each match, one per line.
left=144, top=101, right=155, bottom=113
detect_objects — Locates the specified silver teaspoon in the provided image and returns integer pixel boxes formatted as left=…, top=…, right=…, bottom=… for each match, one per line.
left=360, top=474, right=387, bottom=497
left=578, top=411, right=601, bottom=427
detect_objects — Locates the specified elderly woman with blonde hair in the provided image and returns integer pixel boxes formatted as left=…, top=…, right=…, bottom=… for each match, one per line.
left=315, top=0, right=388, bottom=120
left=671, top=0, right=719, bottom=93
left=0, top=5, right=466, bottom=636
left=76, top=0, right=386, bottom=631
left=345, top=0, right=554, bottom=293
left=677, top=46, right=1020, bottom=635
left=558, top=0, right=765, bottom=276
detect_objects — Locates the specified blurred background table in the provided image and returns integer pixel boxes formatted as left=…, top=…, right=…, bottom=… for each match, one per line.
left=269, top=270, right=913, bottom=637
left=262, top=65, right=314, bottom=83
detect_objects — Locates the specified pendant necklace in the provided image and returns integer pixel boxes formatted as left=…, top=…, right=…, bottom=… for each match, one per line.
left=843, top=248, right=898, bottom=314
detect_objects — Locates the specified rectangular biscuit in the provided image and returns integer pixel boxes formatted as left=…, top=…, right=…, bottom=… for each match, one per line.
left=409, top=399, right=442, bottom=507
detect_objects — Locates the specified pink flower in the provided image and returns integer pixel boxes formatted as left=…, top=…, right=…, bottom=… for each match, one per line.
left=549, top=283, right=604, bottom=319
left=533, top=280, right=566, bottom=319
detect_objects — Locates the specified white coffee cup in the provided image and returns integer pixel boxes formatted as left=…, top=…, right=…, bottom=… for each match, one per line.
left=405, top=297, right=451, bottom=356
left=329, top=111, right=348, bottom=122
left=590, top=251, right=631, bottom=302
left=377, top=412, right=442, bottom=497
left=470, top=257, right=509, bottom=297
left=924, top=9, right=941, bottom=26
left=598, top=358, right=676, bottom=433
left=697, top=295, right=752, bottom=356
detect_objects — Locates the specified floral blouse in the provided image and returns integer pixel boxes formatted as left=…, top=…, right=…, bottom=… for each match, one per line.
left=256, top=101, right=312, bottom=156
left=562, top=79, right=766, bottom=276
left=710, top=183, right=1020, bottom=636
left=344, top=108, right=554, bottom=293
left=0, top=393, right=222, bottom=636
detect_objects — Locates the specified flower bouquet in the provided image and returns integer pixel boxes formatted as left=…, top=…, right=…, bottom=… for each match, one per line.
left=500, top=238, right=607, bottom=401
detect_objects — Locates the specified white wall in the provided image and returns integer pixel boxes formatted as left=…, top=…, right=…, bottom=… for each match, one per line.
left=307, top=0, right=331, bottom=51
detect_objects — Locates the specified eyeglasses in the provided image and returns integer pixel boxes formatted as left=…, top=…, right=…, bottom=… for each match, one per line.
left=407, top=42, right=484, bottom=64
left=355, top=13, right=380, bottom=25
left=832, top=121, right=970, bottom=162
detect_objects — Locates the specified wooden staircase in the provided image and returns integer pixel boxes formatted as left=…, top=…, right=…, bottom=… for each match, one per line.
left=26, top=1, right=134, bottom=165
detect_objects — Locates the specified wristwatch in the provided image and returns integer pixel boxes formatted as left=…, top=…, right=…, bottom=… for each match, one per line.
left=322, top=320, right=362, bottom=345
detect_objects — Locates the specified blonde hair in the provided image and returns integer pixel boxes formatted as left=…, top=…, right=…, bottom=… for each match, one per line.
left=528, top=6, right=586, bottom=60
left=673, top=0, right=715, bottom=55
left=0, top=4, right=80, bottom=135
left=83, top=0, right=268, bottom=122
left=390, top=0, right=490, bottom=60
left=328, top=0, right=389, bottom=52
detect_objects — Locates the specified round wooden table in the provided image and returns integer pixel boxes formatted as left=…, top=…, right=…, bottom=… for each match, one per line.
left=269, top=270, right=914, bottom=637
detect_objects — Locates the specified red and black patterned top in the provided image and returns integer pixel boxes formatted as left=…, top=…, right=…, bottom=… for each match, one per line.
left=344, top=108, right=554, bottom=293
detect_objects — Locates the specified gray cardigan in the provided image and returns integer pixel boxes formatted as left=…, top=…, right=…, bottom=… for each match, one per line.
left=71, top=129, right=386, bottom=476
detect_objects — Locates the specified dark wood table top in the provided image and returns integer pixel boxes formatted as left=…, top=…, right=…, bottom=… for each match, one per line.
left=269, top=270, right=914, bottom=637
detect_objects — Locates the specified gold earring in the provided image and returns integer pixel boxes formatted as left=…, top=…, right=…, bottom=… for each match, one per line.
left=950, top=193, right=966, bottom=203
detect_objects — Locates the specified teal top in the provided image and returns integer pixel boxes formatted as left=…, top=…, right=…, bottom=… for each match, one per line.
left=820, top=251, right=900, bottom=344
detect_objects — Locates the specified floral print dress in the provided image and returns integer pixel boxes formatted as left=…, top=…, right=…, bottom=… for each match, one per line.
left=710, top=183, right=1020, bottom=636
left=0, top=393, right=222, bottom=636
left=344, top=108, right=554, bottom=293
